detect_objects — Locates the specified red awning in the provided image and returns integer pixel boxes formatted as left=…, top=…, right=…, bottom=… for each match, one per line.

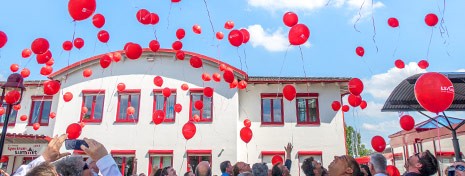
left=355, top=156, right=370, bottom=164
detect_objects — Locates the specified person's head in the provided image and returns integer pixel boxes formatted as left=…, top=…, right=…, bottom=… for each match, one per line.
left=328, top=155, right=361, bottom=176
left=301, top=157, right=316, bottom=176
left=406, top=150, right=438, bottom=175
left=233, top=162, right=251, bottom=176
left=195, top=161, right=211, bottom=176
left=184, top=171, right=195, bottom=176
left=451, top=161, right=465, bottom=176
left=140, top=174, right=147, bottom=176
left=25, top=162, right=59, bottom=176
left=368, top=153, right=386, bottom=174
left=359, top=165, right=371, bottom=176
left=162, top=166, right=177, bottom=176
left=271, top=164, right=283, bottom=176
left=312, top=160, right=326, bottom=176
left=154, top=169, right=163, bottom=176
left=252, top=163, right=269, bottom=176
left=221, top=161, right=233, bottom=174
left=237, top=172, right=254, bottom=176
left=53, top=155, right=86, bottom=176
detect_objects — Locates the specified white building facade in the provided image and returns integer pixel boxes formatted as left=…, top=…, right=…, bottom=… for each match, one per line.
left=0, top=49, right=350, bottom=176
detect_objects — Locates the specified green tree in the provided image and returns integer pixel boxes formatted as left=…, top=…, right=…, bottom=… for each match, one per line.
left=345, top=124, right=373, bottom=157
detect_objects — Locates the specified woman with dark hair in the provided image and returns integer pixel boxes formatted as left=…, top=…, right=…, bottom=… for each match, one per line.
left=360, top=165, right=372, bottom=176
left=301, top=157, right=316, bottom=176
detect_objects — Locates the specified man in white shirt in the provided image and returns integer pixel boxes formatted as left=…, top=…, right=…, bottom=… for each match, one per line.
left=368, top=153, right=387, bottom=176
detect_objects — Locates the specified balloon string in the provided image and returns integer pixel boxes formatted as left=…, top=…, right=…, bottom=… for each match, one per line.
left=243, top=47, right=248, bottom=72
left=392, top=29, right=401, bottom=58
left=246, top=143, right=249, bottom=163
left=353, top=0, right=365, bottom=33
left=276, top=45, right=291, bottom=93
left=167, top=3, right=173, bottom=30
left=299, top=46, right=311, bottom=94
left=179, top=140, right=188, bottom=173
left=202, top=0, right=216, bottom=37
left=361, top=59, right=374, bottom=75
left=437, top=0, right=451, bottom=56
left=65, top=22, right=77, bottom=83
left=370, top=0, right=378, bottom=53
left=325, top=0, right=332, bottom=6
left=426, top=27, right=433, bottom=61
left=236, top=47, right=243, bottom=71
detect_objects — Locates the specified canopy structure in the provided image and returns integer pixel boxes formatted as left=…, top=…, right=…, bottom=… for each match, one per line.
left=382, top=72, right=465, bottom=161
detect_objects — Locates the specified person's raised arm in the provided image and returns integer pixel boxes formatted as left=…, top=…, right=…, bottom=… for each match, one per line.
left=284, top=143, right=293, bottom=171
left=81, top=138, right=122, bottom=176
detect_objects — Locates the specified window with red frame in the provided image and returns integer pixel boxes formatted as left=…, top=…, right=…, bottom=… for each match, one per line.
left=153, top=90, right=176, bottom=122
left=117, top=90, right=140, bottom=122
left=261, top=94, right=283, bottom=124
left=29, top=97, right=52, bottom=126
left=0, top=104, right=18, bottom=126
left=187, top=151, right=211, bottom=172
left=190, top=91, right=212, bottom=122
left=296, top=94, right=319, bottom=124
left=113, top=156, right=135, bottom=176
left=148, top=151, right=173, bottom=174
left=82, top=91, right=105, bottom=122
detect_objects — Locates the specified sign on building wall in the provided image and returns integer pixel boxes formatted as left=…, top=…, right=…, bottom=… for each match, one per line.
left=2, top=144, right=46, bottom=156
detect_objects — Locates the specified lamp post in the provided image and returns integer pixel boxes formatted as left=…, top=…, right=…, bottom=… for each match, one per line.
left=0, top=73, right=25, bottom=158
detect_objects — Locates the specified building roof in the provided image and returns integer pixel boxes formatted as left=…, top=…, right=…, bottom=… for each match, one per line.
left=247, top=76, right=351, bottom=83
left=389, top=115, right=465, bottom=137
left=382, top=72, right=465, bottom=112
left=0, top=133, right=51, bottom=144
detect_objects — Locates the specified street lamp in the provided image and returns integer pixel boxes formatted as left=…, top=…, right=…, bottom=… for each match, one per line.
left=0, top=73, right=25, bottom=158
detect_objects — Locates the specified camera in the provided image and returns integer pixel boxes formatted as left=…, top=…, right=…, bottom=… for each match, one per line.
left=65, top=139, right=89, bottom=150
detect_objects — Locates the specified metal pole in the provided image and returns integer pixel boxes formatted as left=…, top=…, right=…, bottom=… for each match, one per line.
left=451, top=129, right=462, bottom=161
left=0, top=104, right=12, bottom=158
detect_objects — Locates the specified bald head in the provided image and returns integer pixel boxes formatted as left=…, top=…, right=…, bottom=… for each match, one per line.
left=195, top=161, right=211, bottom=176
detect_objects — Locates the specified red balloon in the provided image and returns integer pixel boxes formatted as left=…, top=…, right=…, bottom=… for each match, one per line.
left=127, top=106, right=135, bottom=115
left=272, top=155, right=284, bottom=165
left=371, top=136, right=386, bottom=152
left=228, top=29, right=243, bottom=47
left=172, top=41, right=183, bottom=50
left=190, top=56, right=203, bottom=68
left=331, top=101, right=341, bottom=111
left=150, top=13, right=159, bottom=25
left=100, top=54, right=112, bottom=69
left=219, top=64, right=227, bottom=71
left=172, top=0, right=181, bottom=3
left=46, top=58, right=55, bottom=66
left=425, top=13, right=438, bottom=27
left=20, top=68, right=30, bottom=78
left=74, top=38, right=84, bottom=49
left=202, top=73, right=211, bottom=82
left=63, top=92, right=73, bottom=102
left=418, top=60, right=429, bottom=69
left=22, top=48, right=32, bottom=58
left=230, top=79, right=238, bottom=89
left=13, top=104, right=21, bottom=111
left=92, top=14, right=105, bottom=28
left=66, top=123, right=82, bottom=139
left=36, top=50, right=52, bottom=64
left=33, top=123, right=40, bottom=131
left=68, top=0, right=96, bottom=21
left=4, top=90, right=20, bottom=104
left=82, top=107, right=88, bottom=114
left=240, top=127, right=253, bottom=143
left=97, top=30, right=110, bottom=43
left=212, top=73, right=221, bottom=82
left=414, top=72, right=454, bottom=114
left=174, top=103, right=182, bottom=113
left=289, top=24, right=310, bottom=46
left=112, top=52, right=122, bottom=62
left=31, top=38, right=50, bottom=55
left=243, top=119, right=251, bottom=128
left=386, top=165, right=400, bottom=176
left=203, top=87, right=213, bottom=97
left=238, top=80, right=247, bottom=90
left=20, top=115, right=27, bottom=121
left=342, top=105, right=350, bottom=112
left=181, top=83, right=189, bottom=91
left=283, top=85, right=296, bottom=101
left=163, top=87, right=172, bottom=97
left=223, top=70, right=234, bottom=83
left=195, top=100, right=203, bottom=110
left=10, top=64, right=19, bottom=72
left=63, top=41, right=73, bottom=51
left=240, top=29, right=250, bottom=43
left=387, top=17, right=399, bottom=28
left=193, top=114, right=200, bottom=122
left=356, top=46, right=365, bottom=57
left=283, top=12, right=298, bottom=27
left=154, top=76, right=163, bottom=87
left=149, top=40, right=160, bottom=52
left=224, top=20, right=235, bottom=29
left=117, top=83, right=126, bottom=92
left=0, top=31, right=6, bottom=48
left=182, top=122, right=196, bottom=140
left=40, top=66, right=53, bottom=76
left=43, top=80, right=61, bottom=95
left=176, top=28, right=186, bottom=40
left=348, top=78, right=364, bottom=96
left=400, top=115, right=415, bottom=131
left=83, top=69, right=92, bottom=78
left=216, top=32, right=224, bottom=40
left=176, top=51, right=185, bottom=60
left=348, top=94, right=362, bottom=107
left=152, top=110, right=165, bottom=125
left=193, top=24, right=202, bottom=34
left=0, top=107, right=4, bottom=115
left=360, top=100, right=367, bottom=110
left=394, top=59, right=405, bottom=69
left=0, top=156, right=8, bottom=163
left=125, top=43, right=142, bottom=60
left=49, top=112, right=56, bottom=119
left=136, top=9, right=151, bottom=25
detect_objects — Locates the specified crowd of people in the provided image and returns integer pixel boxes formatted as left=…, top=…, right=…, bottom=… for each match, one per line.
left=0, top=134, right=461, bottom=176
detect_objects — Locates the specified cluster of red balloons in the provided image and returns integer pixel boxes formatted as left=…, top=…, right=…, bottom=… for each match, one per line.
left=283, top=12, right=310, bottom=46
left=240, top=119, right=253, bottom=143
left=136, top=9, right=159, bottom=25
left=414, top=72, right=454, bottom=114
left=228, top=29, right=250, bottom=47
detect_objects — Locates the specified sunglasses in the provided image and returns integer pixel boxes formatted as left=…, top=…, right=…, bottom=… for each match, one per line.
left=455, top=165, right=465, bottom=171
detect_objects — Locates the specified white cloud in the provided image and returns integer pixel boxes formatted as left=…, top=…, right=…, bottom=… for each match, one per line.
left=362, top=120, right=400, bottom=133
left=247, top=24, right=310, bottom=52
left=456, top=69, right=465, bottom=72
left=347, top=0, right=384, bottom=24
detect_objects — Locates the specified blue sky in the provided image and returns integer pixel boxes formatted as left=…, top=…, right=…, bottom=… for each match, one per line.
left=1, top=0, right=465, bottom=146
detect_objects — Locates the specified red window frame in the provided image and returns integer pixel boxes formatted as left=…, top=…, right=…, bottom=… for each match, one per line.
left=295, top=93, right=320, bottom=125
left=111, top=150, right=136, bottom=176
left=81, top=90, right=105, bottom=123
left=148, top=150, right=174, bottom=174
left=153, top=89, right=177, bottom=123
left=297, top=151, right=323, bottom=176
left=116, top=89, right=141, bottom=123
left=28, top=96, right=53, bottom=126
left=0, top=100, right=18, bottom=127
left=186, top=150, right=212, bottom=172
left=189, top=88, right=213, bottom=122
left=261, top=93, right=284, bottom=125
